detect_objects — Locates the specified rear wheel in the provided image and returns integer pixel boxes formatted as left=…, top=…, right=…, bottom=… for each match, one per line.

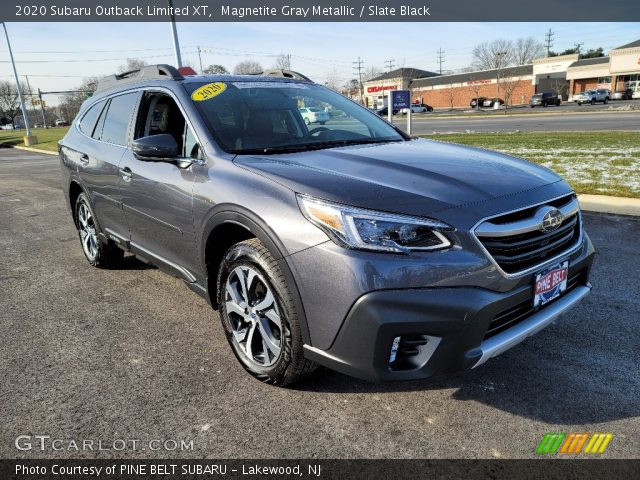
left=304, top=117, right=310, bottom=125
left=217, top=239, right=317, bottom=386
left=75, top=193, right=123, bottom=268
left=590, top=98, right=596, bottom=105
left=604, top=97, right=609, bottom=104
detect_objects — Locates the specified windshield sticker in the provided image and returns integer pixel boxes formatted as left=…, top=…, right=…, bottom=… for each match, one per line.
left=191, top=82, right=227, bottom=101
left=232, top=82, right=309, bottom=90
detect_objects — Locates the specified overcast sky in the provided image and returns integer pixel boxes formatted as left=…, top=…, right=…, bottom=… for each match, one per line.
left=2, top=22, right=638, bottom=103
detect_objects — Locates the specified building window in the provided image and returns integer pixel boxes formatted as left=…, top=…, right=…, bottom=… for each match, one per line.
left=597, top=76, right=611, bottom=85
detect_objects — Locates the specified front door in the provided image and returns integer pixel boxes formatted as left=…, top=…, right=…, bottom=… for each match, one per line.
left=119, top=91, right=201, bottom=281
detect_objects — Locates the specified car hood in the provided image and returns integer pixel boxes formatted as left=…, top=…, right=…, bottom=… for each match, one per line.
left=233, top=138, right=562, bottom=217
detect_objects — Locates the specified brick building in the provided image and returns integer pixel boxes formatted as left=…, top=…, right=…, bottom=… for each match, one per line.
left=362, top=68, right=439, bottom=108
left=411, top=65, right=534, bottom=108
left=567, top=39, right=640, bottom=100
left=359, top=38, right=639, bottom=109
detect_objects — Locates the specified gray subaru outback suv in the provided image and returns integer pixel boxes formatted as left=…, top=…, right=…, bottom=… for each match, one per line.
left=59, top=65, right=594, bottom=385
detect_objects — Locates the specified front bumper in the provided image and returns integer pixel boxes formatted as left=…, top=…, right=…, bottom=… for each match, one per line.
left=303, top=246, right=594, bottom=382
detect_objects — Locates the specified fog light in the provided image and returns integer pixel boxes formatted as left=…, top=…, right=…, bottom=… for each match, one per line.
left=389, top=336, right=401, bottom=363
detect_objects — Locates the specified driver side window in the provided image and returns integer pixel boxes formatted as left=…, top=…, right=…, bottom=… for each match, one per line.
left=135, top=92, right=200, bottom=159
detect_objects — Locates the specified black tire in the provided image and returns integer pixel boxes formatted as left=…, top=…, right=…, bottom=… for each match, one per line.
left=590, top=98, right=596, bottom=105
left=604, top=97, right=609, bottom=104
left=319, top=121, right=326, bottom=125
left=74, top=193, right=124, bottom=268
left=217, top=238, right=317, bottom=386
left=304, top=117, right=310, bottom=125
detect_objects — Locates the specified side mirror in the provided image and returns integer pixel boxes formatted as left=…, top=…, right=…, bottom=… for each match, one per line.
left=132, top=134, right=179, bottom=160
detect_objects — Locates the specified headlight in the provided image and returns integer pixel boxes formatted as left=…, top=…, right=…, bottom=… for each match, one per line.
left=297, top=194, right=453, bottom=253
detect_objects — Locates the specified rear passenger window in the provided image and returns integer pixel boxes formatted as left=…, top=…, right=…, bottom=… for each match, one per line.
left=101, top=92, right=138, bottom=146
left=78, top=100, right=105, bottom=136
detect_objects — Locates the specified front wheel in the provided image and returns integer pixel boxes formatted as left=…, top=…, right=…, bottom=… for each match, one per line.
left=604, top=97, right=609, bottom=104
left=75, top=193, right=123, bottom=268
left=217, top=239, right=317, bottom=386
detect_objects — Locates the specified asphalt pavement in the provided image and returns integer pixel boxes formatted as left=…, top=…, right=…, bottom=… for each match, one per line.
left=394, top=111, right=640, bottom=134
left=1, top=148, right=639, bottom=459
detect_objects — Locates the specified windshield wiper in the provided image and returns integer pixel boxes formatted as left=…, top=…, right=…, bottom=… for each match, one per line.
left=234, top=138, right=401, bottom=155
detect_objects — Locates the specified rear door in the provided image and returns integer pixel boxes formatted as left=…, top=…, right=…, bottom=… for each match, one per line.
left=119, top=90, right=201, bottom=281
left=76, top=92, right=138, bottom=240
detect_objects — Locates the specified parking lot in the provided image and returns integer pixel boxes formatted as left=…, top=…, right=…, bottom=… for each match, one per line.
left=1, top=148, right=639, bottom=459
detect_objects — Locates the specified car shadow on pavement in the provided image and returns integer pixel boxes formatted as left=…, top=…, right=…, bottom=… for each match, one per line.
left=111, top=254, right=157, bottom=271
left=293, top=343, right=639, bottom=425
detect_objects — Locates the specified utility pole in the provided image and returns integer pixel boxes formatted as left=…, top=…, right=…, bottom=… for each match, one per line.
left=384, top=59, right=395, bottom=72
left=168, top=0, right=182, bottom=67
left=197, top=46, right=203, bottom=74
left=574, top=42, right=584, bottom=56
left=1, top=22, right=36, bottom=144
left=353, top=57, right=364, bottom=104
left=437, top=48, right=445, bottom=75
left=544, top=29, right=554, bottom=57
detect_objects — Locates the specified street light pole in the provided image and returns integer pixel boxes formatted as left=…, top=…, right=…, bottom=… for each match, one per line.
left=168, top=0, right=182, bottom=67
left=1, top=22, right=37, bottom=144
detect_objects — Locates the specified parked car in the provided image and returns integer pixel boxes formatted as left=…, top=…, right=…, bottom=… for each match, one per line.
left=470, top=97, right=487, bottom=108
left=483, top=97, right=505, bottom=107
left=59, top=64, right=594, bottom=386
left=401, top=103, right=434, bottom=114
left=610, top=89, right=633, bottom=100
left=299, top=107, right=330, bottom=125
left=375, top=106, right=399, bottom=116
left=574, top=89, right=610, bottom=105
left=55, top=119, right=70, bottom=127
left=530, top=92, right=561, bottom=108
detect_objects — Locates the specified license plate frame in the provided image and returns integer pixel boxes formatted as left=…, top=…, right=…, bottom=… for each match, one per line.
left=533, top=260, right=569, bottom=308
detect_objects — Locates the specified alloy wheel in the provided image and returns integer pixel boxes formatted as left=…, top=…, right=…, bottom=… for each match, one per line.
left=78, top=202, right=98, bottom=261
left=224, top=266, right=283, bottom=367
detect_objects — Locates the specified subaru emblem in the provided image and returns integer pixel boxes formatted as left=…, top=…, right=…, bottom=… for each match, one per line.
left=540, top=207, right=564, bottom=233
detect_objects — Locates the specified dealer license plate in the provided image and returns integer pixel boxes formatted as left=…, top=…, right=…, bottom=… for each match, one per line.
left=533, top=261, right=569, bottom=308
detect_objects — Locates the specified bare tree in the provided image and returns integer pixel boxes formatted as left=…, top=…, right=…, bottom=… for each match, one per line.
left=118, top=58, right=148, bottom=73
left=203, top=64, right=229, bottom=75
left=499, top=77, right=520, bottom=112
left=468, top=80, right=483, bottom=111
left=0, top=81, right=27, bottom=125
left=362, top=66, right=383, bottom=82
left=233, top=60, right=263, bottom=75
left=444, top=83, right=457, bottom=110
left=471, top=39, right=515, bottom=70
left=57, top=77, right=102, bottom=123
left=342, top=79, right=361, bottom=99
left=324, top=68, right=342, bottom=92
left=514, top=37, right=545, bottom=65
left=272, top=53, right=291, bottom=70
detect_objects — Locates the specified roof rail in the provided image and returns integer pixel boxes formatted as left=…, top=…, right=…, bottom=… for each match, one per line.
left=95, top=64, right=183, bottom=93
left=261, top=69, right=312, bottom=82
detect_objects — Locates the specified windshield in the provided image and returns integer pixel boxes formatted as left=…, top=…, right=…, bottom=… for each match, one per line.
left=186, top=80, right=405, bottom=154
left=583, top=90, right=595, bottom=95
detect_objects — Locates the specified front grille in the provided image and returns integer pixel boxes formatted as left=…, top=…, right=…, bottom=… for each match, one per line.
left=475, top=195, right=582, bottom=274
left=483, top=269, right=586, bottom=340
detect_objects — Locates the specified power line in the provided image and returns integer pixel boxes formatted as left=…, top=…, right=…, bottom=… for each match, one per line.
left=544, top=29, right=554, bottom=56
left=436, top=48, right=445, bottom=75
left=384, top=59, right=395, bottom=72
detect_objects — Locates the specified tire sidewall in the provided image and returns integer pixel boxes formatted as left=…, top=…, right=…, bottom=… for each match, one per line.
left=75, top=193, right=102, bottom=265
left=217, top=242, right=295, bottom=382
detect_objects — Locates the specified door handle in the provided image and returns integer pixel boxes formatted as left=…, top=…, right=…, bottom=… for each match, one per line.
left=80, top=154, right=89, bottom=164
left=119, top=166, right=132, bottom=181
